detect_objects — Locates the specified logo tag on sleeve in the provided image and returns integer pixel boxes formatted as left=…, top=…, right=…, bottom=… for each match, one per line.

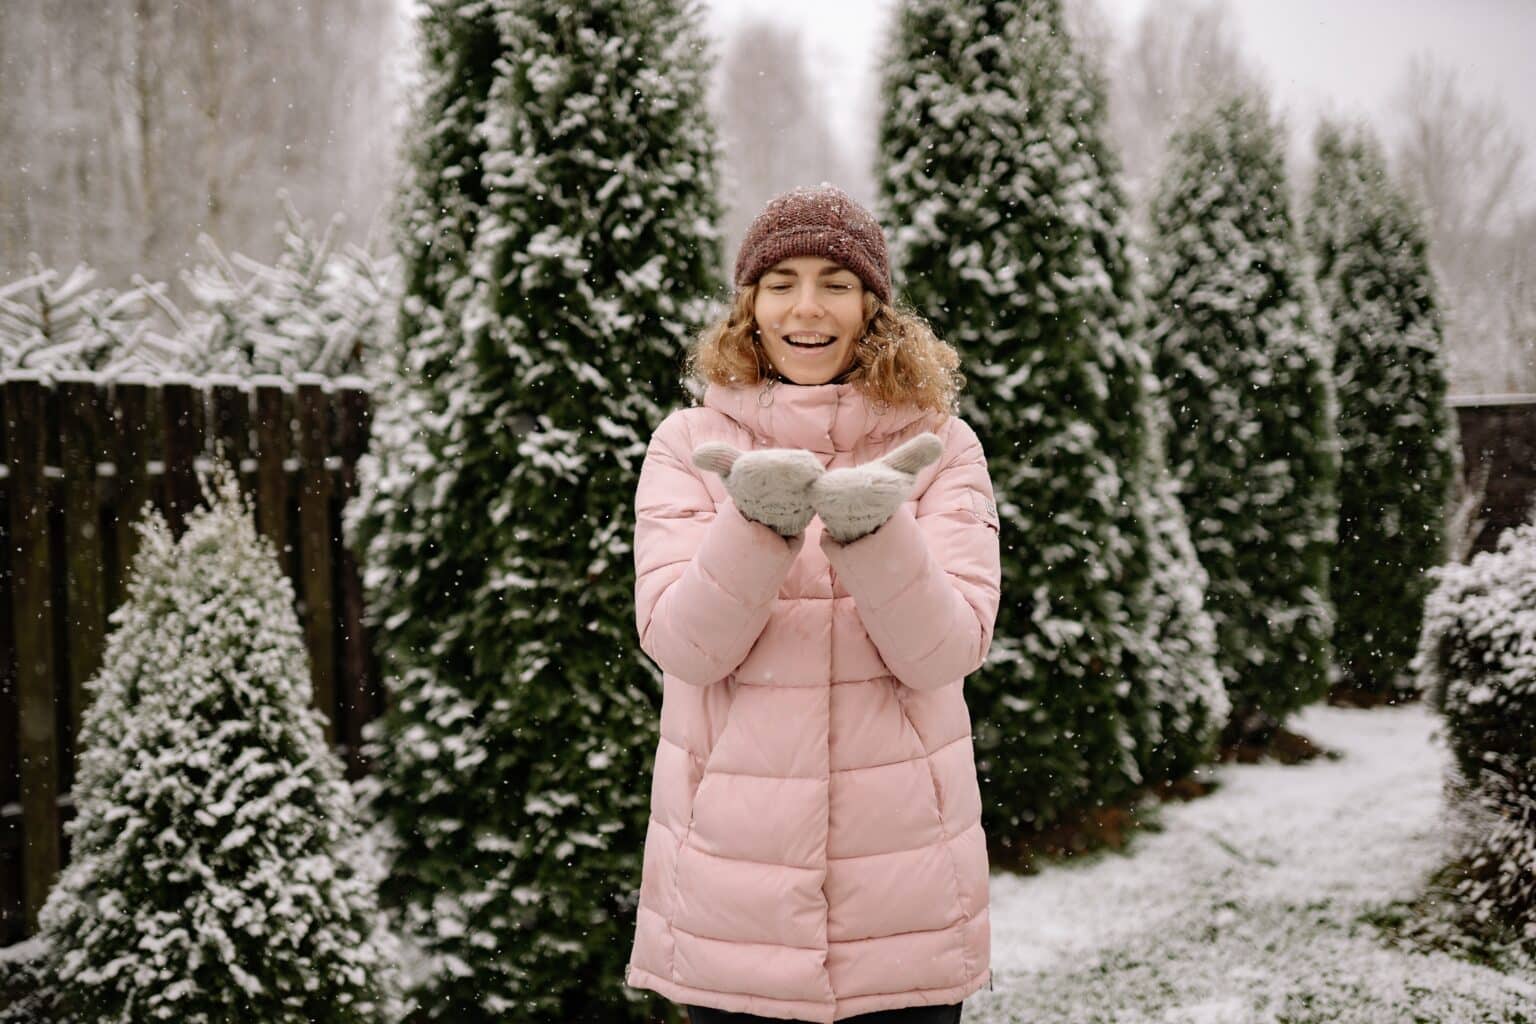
left=971, top=490, right=1000, bottom=531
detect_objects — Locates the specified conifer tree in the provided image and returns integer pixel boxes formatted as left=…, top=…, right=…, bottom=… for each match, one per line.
left=1127, top=368, right=1228, bottom=784
left=879, top=0, right=1161, bottom=835
left=179, top=194, right=397, bottom=378
left=26, top=464, right=395, bottom=1024
left=1306, top=119, right=1458, bottom=702
left=1146, top=91, right=1340, bottom=743
left=345, top=1, right=723, bottom=1017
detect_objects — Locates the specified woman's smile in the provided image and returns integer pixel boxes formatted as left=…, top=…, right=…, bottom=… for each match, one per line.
left=785, top=332, right=837, bottom=350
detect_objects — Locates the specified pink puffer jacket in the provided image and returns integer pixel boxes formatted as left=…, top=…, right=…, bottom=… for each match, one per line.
left=623, top=379, right=1002, bottom=1022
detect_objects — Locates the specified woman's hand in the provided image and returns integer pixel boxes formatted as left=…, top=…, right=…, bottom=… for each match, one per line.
left=810, top=432, right=944, bottom=543
left=692, top=443, right=826, bottom=538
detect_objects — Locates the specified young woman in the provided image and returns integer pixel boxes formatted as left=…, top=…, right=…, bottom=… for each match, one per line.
left=624, top=185, right=1001, bottom=1024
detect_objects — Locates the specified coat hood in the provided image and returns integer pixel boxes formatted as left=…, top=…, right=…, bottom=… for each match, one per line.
left=701, top=380, right=935, bottom=457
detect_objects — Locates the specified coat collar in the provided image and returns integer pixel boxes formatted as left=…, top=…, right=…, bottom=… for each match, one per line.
left=701, top=379, right=932, bottom=456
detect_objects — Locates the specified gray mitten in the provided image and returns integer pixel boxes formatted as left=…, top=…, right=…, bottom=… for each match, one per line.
left=810, top=432, right=945, bottom=543
left=692, top=443, right=826, bottom=538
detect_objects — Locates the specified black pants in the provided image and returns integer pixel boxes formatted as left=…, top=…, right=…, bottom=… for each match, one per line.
left=685, top=1003, right=962, bottom=1024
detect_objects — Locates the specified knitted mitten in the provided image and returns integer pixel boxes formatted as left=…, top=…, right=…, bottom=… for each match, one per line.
left=692, top=443, right=826, bottom=538
left=810, top=433, right=944, bottom=543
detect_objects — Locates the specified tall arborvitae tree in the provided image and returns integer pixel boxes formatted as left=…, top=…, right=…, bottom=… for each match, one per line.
left=24, top=465, right=395, bottom=1024
left=345, top=1, right=723, bottom=1019
left=1146, top=90, right=1340, bottom=744
left=1127, top=365, right=1229, bottom=785
left=1306, top=119, right=1458, bottom=703
left=879, top=0, right=1161, bottom=839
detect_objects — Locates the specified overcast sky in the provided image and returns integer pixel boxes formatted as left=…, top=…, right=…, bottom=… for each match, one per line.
left=700, top=0, right=1536, bottom=195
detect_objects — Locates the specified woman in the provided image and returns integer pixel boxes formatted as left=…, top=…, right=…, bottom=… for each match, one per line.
left=624, top=184, right=1001, bottom=1024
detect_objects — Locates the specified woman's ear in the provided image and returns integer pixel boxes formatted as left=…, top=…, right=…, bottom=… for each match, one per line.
left=859, top=291, right=880, bottom=331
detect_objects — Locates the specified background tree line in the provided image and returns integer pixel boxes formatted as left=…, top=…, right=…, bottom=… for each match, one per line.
left=0, top=0, right=406, bottom=302
left=3, top=0, right=1530, bottom=393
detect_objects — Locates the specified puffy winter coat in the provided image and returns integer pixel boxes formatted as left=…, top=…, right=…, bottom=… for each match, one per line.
left=624, top=379, right=1002, bottom=1022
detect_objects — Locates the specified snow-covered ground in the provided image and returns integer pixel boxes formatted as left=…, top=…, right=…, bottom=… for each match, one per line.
left=969, top=703, right=1536, bottom=1024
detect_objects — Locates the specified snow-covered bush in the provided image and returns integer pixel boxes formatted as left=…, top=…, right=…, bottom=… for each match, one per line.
left=0, top=258, right=181, bottom=374
left=1412, top=519, right=1536, bottom=959
left=1306, top=119, right=1459, bottom=702
left=1146, top=89, right=1340, bottom=744
left=0, top=194, right=397, bottom=379
left=1416, top=521, right=1536, bottom=782
left=173, top=193, right=398, bottom=378
left=0, top=939, right=49, bottom=1024
left=17, top=462, right=400, bottom=1023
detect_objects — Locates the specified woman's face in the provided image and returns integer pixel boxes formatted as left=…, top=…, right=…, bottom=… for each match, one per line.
left=753, top=256, right=865, bottom=385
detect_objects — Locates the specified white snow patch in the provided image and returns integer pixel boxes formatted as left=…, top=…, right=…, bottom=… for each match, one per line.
left=970, top=703, right=1536, bottom=1022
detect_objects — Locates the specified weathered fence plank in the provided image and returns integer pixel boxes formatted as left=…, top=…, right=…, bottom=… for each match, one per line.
left=209, top=377, right=254, bottom=495
left=0, top=383, right=22, bottom=946
left=56, top=376, right=108, bottom=745
left=110, top=379, right=154, bottom=609
left=254, top=380, right=293, bottom=578
left=161, top=379, right=205, bottom=535
left=2, top=377, right=61, bottom=935
left=296, top=377, right=336, bottom=744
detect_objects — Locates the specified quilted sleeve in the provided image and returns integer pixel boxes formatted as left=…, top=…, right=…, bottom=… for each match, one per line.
left=633, top=412, right=804, bottom=687
left=820, top=417, right=1001, bottom=692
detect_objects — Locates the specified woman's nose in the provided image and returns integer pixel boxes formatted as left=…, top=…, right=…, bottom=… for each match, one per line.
left=791, top=287, right=825, bottom=317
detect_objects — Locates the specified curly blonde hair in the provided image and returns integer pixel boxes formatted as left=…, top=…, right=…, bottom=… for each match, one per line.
left=684, top=285, right=965, bottom=417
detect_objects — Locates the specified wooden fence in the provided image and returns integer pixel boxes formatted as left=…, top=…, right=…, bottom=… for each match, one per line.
left=1451, top=395, right=1536, bottom=555
left=1, top=385, right=1532, bottom=950
left=0, top=371, right=378, bottom=944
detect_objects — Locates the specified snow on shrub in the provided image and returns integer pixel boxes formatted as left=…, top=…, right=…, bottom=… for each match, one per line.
left=1306, top=119, right=1458, bottom=702
left=1412, top=518, right=1536, bottom=961
left=18, top=462, right=401, bottom=1023
left=0, top=193, right=396, bottom=380
left=1146, top=89, right=1340, bottom=744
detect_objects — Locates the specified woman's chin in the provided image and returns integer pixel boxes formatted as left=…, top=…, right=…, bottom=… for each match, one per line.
left=771, top=353, right=853, bottom=386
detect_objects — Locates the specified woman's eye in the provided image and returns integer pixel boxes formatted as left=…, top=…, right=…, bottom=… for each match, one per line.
left=829, top=284, right=851, bottom=291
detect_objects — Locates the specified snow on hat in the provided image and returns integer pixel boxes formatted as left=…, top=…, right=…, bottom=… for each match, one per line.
left=733, top=183, right=893, bottom=304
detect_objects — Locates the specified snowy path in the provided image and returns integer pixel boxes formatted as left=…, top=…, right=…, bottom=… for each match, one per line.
left=969, top=703, right=1536, bottom=1023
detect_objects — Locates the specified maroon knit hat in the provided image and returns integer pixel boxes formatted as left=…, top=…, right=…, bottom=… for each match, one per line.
left=733, top=183, right=893, bottom=304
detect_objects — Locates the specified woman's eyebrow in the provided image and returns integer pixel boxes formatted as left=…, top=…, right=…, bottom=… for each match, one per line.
left=763, top=267, right=854, bottom=278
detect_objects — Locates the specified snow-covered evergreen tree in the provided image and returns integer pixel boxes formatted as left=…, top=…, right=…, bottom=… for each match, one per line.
left=1127, top=367, right=1228, bottom=785
left=878, top=0, right=1163, bottom=835
left=1413, top=519, right=1536, bottom=964
left=22, top=463, right=397, bottom=1024
left=1305, top=119, right=1458, bottom=703
left=344, top=1, right=723, bottom=1018
left=1146, top=90, right=1340, bottom=744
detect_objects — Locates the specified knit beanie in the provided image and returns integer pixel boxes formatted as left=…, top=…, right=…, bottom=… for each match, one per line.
left=733, top=183, right=893, bottom=304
